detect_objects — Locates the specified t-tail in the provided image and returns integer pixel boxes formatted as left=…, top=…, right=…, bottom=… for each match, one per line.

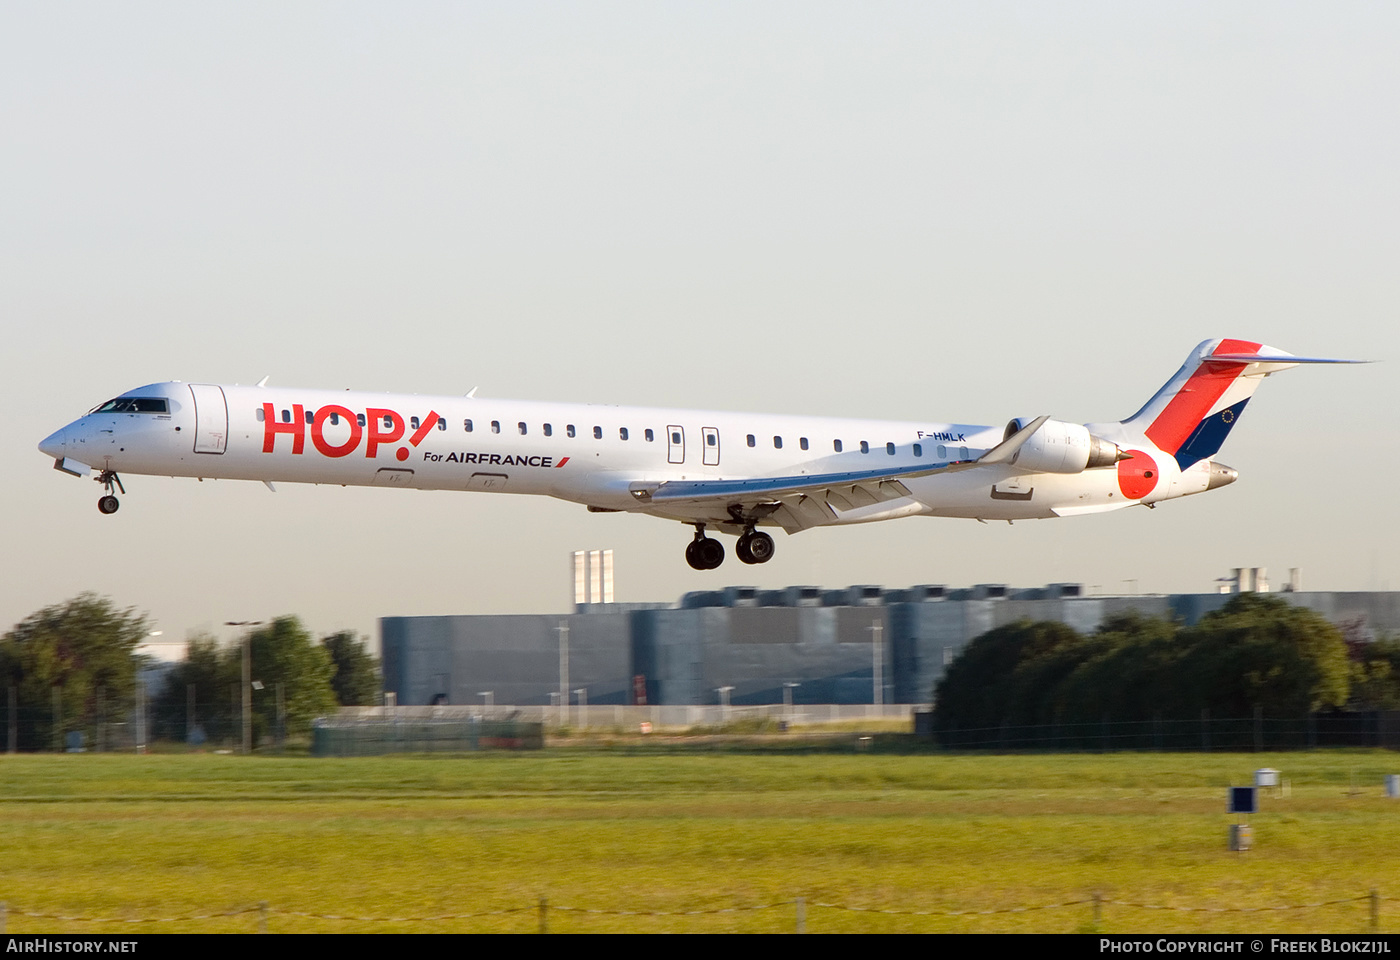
left=1109, top=338, right=1362, bottom=471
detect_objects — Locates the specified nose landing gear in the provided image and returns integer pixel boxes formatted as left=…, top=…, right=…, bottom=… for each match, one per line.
left=95, top=470, right=125, bottom=515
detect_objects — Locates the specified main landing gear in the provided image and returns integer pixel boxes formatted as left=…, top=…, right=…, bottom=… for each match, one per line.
left=96, top=470, right=125, bottom=515
left=683, top=524, right=776, bottom=570
left=685, top=525, right=725, bottom=570
left=736, top=529, right=775, bottom=565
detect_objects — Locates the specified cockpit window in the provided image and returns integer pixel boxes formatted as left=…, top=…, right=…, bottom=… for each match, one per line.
left=93, top=397, right=169, bottom=414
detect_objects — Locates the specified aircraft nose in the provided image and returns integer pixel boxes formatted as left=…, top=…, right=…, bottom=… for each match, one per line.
left=38, top=425, right=68, bottom=459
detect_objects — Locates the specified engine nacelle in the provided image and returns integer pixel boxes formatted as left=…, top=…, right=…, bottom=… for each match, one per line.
left=1003, top=418, right=1124, bottom=473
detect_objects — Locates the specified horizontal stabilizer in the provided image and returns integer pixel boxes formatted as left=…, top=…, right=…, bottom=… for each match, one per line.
left=1205, top=353, right=1368, bottom=365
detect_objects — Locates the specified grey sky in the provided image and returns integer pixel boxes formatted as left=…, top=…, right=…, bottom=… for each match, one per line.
left=3, top=3, right=1395, bottom=651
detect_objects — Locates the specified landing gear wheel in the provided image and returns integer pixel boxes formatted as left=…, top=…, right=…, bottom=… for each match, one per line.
left=737, top=530, right=774, bottom=564
left=685, top=528, right=725, bottom=570
left=95, top=470, right=126, bottom=515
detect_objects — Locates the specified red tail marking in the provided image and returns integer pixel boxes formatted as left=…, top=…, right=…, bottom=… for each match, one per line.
left=1117, top=450, right=1160, bottom=499
left=1144, top=339, right=1260, bottom=455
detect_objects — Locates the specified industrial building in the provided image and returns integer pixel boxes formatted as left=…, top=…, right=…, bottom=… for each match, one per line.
left=381, top=569, right=1400, bottom=708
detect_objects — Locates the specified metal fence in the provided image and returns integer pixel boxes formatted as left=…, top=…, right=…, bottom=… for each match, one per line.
left=338, top=703, right=922, bottom=731
left=311, top=716, right=543, bottom=756
left=930, top=711, right=1400, bottom=751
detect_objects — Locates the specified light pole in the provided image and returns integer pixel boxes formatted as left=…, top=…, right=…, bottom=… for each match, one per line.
left=783, top=682, right=800, bottom=718
left=871, top=620, right=884, bottom=708
left=556, top=622, right=569, bottom=727
left=132, top=629, right=165, bottom=754
left=225, top=621, right=263, bottom=755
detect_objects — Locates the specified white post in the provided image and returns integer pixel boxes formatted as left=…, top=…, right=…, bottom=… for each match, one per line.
left=574, top=688, right=587, bottom=729
left=602, top=549, right=614, bottom=604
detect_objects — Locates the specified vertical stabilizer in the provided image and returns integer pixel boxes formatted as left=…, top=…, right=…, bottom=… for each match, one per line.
left=1119, top=339, right=1278, bottom=470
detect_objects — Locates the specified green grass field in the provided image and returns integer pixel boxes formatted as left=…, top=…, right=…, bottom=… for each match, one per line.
left=1, top=744, right=1398, bottom=932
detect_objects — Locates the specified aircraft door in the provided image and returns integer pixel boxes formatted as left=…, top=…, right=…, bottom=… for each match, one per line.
left=702, top=427, right=720, bottom=466
left=667, top=425, right=684, bottom=464
left=188, top=384, right=228, bottom=454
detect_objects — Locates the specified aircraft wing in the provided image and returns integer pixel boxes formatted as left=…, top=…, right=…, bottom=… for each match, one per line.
left=628, top=416, right=1050, bottom=532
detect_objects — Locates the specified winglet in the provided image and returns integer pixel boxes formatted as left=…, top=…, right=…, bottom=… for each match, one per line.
left=465, top=386, right=478, bottom=399
left=255, top=376, right=270, bottom=388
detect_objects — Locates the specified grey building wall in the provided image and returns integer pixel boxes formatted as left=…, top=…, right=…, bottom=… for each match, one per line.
left=384, top=589, right=1400, bottom=708
left=382, top=609, right=634, bottom=706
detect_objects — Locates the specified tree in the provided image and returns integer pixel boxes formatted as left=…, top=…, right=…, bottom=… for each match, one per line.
left=244, top=617, right=338, bottom=744
left=934, top=596, right=1355, bottom=745
left=933, top=619, right=1084, bottom=734
left=321, top=631, right=381, bottom=706
left=0, top=594, right=147, bottom=751
left=1178, top=593, right=1350, bottom=716
left=151, top=632, right=237, bottom=745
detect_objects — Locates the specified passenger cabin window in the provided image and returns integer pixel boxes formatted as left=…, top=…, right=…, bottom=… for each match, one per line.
left=834, top=439, right=843, bottom=453
left=746, top=434, right=756, bottom=448
left=357, top=413, right=366, bottom=427
left=281, top=409, right=291, bottom=423
left=593, top=426, right=602, bottom=439
left=305, top=410, right=314, bottom=424
left=491, top=420, right=501, bottom=434
left=411, top=417, right=420, bottom=430
left=383, top=415, right=393, bottom=429
left=518, top=422, right=527, bottom=435
left=436, top=417, right=447, bottom=431
left=937, top=444, right=946, bottom=459
left=567, top=424, right=576, bottom=438
left=671, top=430, right=681, bottom=444
left=706, top=434, right=716, bottom=446
left=330, top=412, right=340, bottom=425
left=543, top=423, right=553, bottom=437
left=773, top=436, right=782, bottom=449
left=800, top=437, right=809, bottom=451
left=860, top=441, right=870, bottom=454
left=256, top=408, right=265, bottom=422
left=620, top=427, right=629, bottom=440
left=913, top=443, right=923, bottom=457
left=645, top=429, right=654, bottom=442
left=886, top=442, right=895, bottom=455
left=464, top=419, right=473, bottom=432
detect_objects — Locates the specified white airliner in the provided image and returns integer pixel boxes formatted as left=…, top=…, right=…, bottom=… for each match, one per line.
left=39, top=339, right=1356, bottom=570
